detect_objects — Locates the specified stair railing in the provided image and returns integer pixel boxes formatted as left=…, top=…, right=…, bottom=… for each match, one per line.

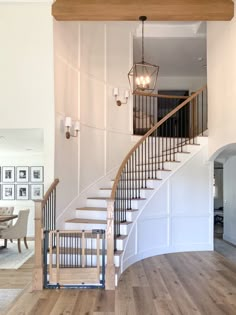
left=133, top=92, right=189, bottom=135
left=33, top=178, right=59, bottom=290
left=106, top=85, right=207, bottom=289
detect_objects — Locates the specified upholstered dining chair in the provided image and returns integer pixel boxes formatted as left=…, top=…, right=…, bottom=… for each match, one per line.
left=0, top=207, right=14, bottom=230
left=0, top=209, right=29, bottom=253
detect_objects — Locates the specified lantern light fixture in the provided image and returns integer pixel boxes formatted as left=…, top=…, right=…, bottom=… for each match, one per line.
left=128, top=16, right=159, bottom=94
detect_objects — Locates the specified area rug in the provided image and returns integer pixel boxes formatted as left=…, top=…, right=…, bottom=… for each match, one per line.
left=0, top=241, right=34, bottom=269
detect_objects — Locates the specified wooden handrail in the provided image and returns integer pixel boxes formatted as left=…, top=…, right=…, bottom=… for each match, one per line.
left=134, top=91, right=189, bottom=99
left=42, top=178, right=59, bottom=208
left=110, top=84, right=207, bottom=200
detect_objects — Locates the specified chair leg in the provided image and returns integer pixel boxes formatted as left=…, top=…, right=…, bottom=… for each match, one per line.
left=24, top=236, right=28, bottom=249
left=4, top=239, right=7, bottom=248
left=17, top=239, right=21, bottom=253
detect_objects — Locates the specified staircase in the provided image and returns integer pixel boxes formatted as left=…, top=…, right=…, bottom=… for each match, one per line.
left=64, top=135, right=208, bottom=284
left=33, top=85, right=208, bottom=290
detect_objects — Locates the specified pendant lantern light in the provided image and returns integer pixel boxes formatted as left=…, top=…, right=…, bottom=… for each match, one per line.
left=128, top=16, right=159, bottom=94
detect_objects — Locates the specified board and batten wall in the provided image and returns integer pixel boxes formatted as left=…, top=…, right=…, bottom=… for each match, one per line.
left=54, top=20, right=79, bottom=220
left=0, top=3, right=55, bottom=190
left=121, top=144, right=213, bottom=271
left=79, top=22, right=137, bottom=191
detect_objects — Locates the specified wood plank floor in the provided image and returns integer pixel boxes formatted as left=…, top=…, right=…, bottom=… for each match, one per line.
left=3, top=251, right=236, bottom=315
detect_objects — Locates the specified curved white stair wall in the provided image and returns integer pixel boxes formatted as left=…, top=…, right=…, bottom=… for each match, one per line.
left=121, top=136, right=213, bottom=273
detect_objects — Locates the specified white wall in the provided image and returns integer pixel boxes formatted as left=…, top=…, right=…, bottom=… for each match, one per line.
left=79, top=22, right=137, bottom=192
left=223, top=156, right=236, bottom=245
left=54, top=21, right=79, bottom=221
left=0, top=3, right=55, bottom=190
left=0, top=152, right=43, bottom=236
left=158, top=76, right=206, bottom=93
left=207, top=8, right=236, bottom=158
left=122, top=144, right=213, bottom=271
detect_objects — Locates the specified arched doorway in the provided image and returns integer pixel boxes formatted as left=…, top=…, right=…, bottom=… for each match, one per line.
left=211, top=143, right=236, bottom=263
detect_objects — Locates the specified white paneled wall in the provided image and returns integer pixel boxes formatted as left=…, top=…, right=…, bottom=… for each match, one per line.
left=79, top=22, right=137, bottom=193
left=122, top=145, right=213, bottom=272
left=54, top=20, right=80, bottom=221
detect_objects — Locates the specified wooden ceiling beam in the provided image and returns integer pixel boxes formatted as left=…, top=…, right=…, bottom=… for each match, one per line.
left=52, top=0, right=234, bottom=21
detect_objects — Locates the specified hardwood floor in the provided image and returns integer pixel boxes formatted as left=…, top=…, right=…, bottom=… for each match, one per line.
left=0, top=256, right=33, bottom=314
left=3, top=251, right=236, bottom=315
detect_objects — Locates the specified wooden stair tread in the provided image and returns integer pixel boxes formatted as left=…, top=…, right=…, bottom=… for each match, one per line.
left=87, top=197, right=146, bottom=201
left=149, top=151, right=190, bottom=159
left=136, top=161, right=181, bottom=166
left=116, top=235, right=128, bottom=240
left=125, top=169, right=171, bottom=173
left=104, top=187, right=154, bottom=191
left=66, top=218, right=107, bottom=224
left=76, top=207, right=107, bottom=211
left=112, top=178, right=162, bottom=181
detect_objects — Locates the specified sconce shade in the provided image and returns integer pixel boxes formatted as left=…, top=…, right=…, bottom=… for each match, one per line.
left=65, top=116, right=72, bottom=127
left=128, top=62, right=159, bottom=94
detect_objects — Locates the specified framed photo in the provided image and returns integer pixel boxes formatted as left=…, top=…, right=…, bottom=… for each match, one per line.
left=16, top=184, right=29, bottom=200
left=30, top=166, right=43, bottom=183
left=16, top=166, right=29, bottom=183
left=30, top=184, right=43, bottom=200
left=2, top=184, right=15, bottom=200
left=2, top=167, right=15, bottom=183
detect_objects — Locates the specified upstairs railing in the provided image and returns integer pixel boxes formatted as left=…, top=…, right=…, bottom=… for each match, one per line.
left=133, top=92, right=189, bottom=135
left=106, top=85, right=207, bottom=289
left=33, top=178, right=59, bottom=290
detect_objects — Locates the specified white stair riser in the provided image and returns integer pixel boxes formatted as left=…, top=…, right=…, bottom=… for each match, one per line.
left=110, top=180, right=155, bottom=189
left=86, top=198, right=145, bottom=209
left=98, top=189, right=151, bottom=199
left=98, top=190, right=112, bottom=198
left=122, top=171, right=170, bottom=180
left=76, top=209, right=136, bottom=222
left=47, top=253, right=121, bottom=267
left=52, top=237, right=126, bottom=251
left=76, top=210, right=107, bottom=220
left=65, top=222, right=107, bottom=231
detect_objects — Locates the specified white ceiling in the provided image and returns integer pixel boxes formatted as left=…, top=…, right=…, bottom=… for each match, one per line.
left=133, top=21, right=207, bottom=77
left=0, top=129, right=43, bottom=154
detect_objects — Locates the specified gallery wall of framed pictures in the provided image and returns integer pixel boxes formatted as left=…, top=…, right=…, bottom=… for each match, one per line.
left=0, top=166, right=44, bottom=200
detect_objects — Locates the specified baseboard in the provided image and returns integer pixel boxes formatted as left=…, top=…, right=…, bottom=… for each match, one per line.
left=223, top=234, right=236, bottom=246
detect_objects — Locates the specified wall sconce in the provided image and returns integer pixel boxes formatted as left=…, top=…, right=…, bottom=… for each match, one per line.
left=64, top=117, right=80, bottom=139
left=113, top=88, right=129, bottom=106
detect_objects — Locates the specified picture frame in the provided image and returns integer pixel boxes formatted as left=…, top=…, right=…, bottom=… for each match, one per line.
left=16, top=166, right=29, bottom=183
left=30, top=166, right=43, bottom=183
left=2, top=166, right=15, bottom=183
left=16, top=184, right=29, bottom=200
left=30, top=184, right=43, bottom=200
left=2, top=184, right=15, bottom=200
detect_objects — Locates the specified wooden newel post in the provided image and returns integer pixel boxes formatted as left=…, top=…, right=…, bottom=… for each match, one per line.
left=105, top=199, right=115, bottom=290
left=33, top=200, right=44, bottom=290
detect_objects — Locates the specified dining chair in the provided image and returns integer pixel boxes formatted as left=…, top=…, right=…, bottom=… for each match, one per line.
left=0, top=207, right=14, bottom=230
left=0, top=209, right=30, bottom=253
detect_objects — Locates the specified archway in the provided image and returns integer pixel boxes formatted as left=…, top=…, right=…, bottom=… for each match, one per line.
left=210, top=143, right=236, bottom=263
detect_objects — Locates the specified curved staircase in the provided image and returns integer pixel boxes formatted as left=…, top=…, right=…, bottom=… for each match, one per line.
left=64, top=84, right=208, bottom=288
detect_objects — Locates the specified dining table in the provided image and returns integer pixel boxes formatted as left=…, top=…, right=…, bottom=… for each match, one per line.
left=0, top=214, right=18, bottom=223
